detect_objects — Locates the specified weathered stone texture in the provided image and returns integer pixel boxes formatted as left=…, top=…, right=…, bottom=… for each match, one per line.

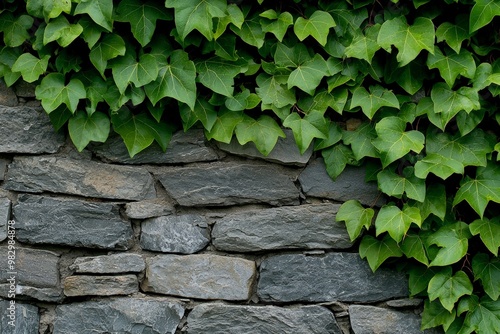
left=143, top=254, right=256, bottom=300
left=125, top=198, right=175, bottom=219
left=0, top=300, right=39, bottom=334
left=0, top=106, right=65, bottom=153
left=0, top=82, right=18, bottom=106
left=0, top=197, right=10, bottom=242
left=157, top=162, right=299, bottom=206
left=0, top=159, right=8, bottom=181
left=187, top=303, right=342, bottom=334
left=4, top=156, right=156, bottom=200
left=93, top=130, right=219, bottom=164
left=70, top=253, right=145, bottom=274
left=212, top=203, right=351, bottom=252
left=13, top=195, right=133, bottom=249
left=258, top=253, right=408, bottom=303
left=64, top=275, right=138, bottom=297
left=53, top=298, right=184, bottom=334
left=299, top=159, right=383, bottom=206
left=141, top=215, right=209, bottom=254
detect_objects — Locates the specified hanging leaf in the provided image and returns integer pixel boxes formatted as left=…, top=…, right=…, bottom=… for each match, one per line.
left=179, top=98, right=217, bottom=132
left=436, top=21, right=469, bottom=54
left=111, top=53, right=159, bottom=94
left=260, top=10, right=293, bottom=42
left=283, top=112, right=327, bottom=154
left=287, top=54, right=329, bottom=95
left=458, top=295, right=500, bottom=333
left=89, top=33, right=126, bottom=78
left=234, top=115, right=285, bottom=156
left=469, top=217, right=500, bottom=256
left=470, top=0, right=500, bottom=33
left=427, top=47, right=476, bottom=88
left=472, top=253, right=500, bottom=300
left=0, top=13, right=34, bottom=47
left=428, top=268, right=473, bottom=312
left=256, top=73, right=296, bottom=108
left=344, top=24, right=381, bottom=63
left=205, top=109, right=243, bottom=144
left=44, top=16, right=83, bottom=47
left=74, top=0, right=113, bottom=32
left=336, top=200, right=374, bottom=241
left=375, top=204, right=422, bottom=243
left=35, top=73, right=86, bottom=113
left=196, top=57, right=246, bottom=97
left=293, top=10, right=336, bottom=46
left=11, top=53, right=50, bottom=83
left=350, top=85, right=399, bottom=119
left=68, top=111, right=110, bottom=151
left=377, top=167, right=426, bottom=202
left=359, top=234, right=403, bottom=272
left=426, top=221, right=471, bottom=267
left=401, top=232, right=430, bottom=266
left=322, top=143, right=357, bottom=180
left=421, top=299, right=457, bottom=331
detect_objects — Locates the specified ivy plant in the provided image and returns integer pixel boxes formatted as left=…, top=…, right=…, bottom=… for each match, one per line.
left=1, top=0, right=500, bottom=332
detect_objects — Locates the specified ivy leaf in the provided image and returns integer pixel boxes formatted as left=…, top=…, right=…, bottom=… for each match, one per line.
left=322, top=143, right=356, bottom=180
left=11, top=53, right=50, bottom=83
left=342, top=122, right=378, bottom=160
left=274, top=43, right=311, bottom=68
left=377, top=167, right=426, bottom=202
left=350, top=85, right=399, bottom=119
left=288, top=54, right=329, bottom=95
left=225, top=89, right=260, bottom=111
left=401, top=232, right=429, bottom=266
left=372, top=116, right=425, bottom=167
left=179, top=98, right=217, bottom=132
left=294, top=10, right=336, bottom=46
left=205, top=109, right=243, bottom=144
left=49, top=106, right=73, bottom=131
left=359, top=234, right=403, bottom=272
left=427, top=47, right=476, bottom=88
left=344, top=24, right=381, bottom=63
left=35, top=73, right=86, bottom=114
left=44, top=16, right=83, bottom=47
left=111, top=53, right=159, bottom=94
left=377, top=16, right=435, bottom=66
left=233, top=12, right=265, bottom=48
left=336, top=200, right=374, bottom=241
left=457, top=109, right=486, bottom=137
left=415, top=153, right=464, bottom=180
left=375, top=204, right=422, bottom=243
left=214, top=4, right=244, bottom=39
left=234, top=115, right=285, bottom=156
left=68, top=111, right=110, bottom=151
left=196, top=57, right=246, bottom=97
left=458, top=295, right=500, bottom=333
left=470, top=0, right=500, bottom=33
left=384, top=57, right=426, bottom=95
left=283, top=112, right=327, bottom=154
left=421, top=299, right=457, bottom=331
left=79, top=16, right=106, bottom=49
left=74, top=70, right=108, bottom=115
left=0, top=13, right=34, bottom=47
left=472, top=253, right=500, bottom=300
left=427, top=221, right=471, bottom=267
left=74, top=0, right=113, bottom=32
left=414, top=183, right=447, bottom=222
left=469, top=218, right=500, bottom=256
left=322, top=2, right=367, bottom=39
left=260, top=10, right=293, bottom=42
left=256, top=73, right=296, bottom=108
left=428, top=268, right=473, bottom=312
left=89, top=33, right=126, bottom=77
left=436, top=21, right=469, bottom=54
left=26, top=0, right=72, bottom=20
left=314, top=121, right=343, bottom=150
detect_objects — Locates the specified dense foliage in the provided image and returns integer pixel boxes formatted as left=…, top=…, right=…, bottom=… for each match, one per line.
left=2, top=0, right=500, bottom=331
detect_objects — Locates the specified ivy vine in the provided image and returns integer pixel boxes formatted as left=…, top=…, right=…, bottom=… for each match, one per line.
left=1, top=0, right=500, bottom=332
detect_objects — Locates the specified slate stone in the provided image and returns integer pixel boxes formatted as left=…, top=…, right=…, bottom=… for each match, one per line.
left=64, top=275, right=138, bottom=297
left=0, top=299, right=39, bottom=334
left=187, top=303, right=341, bottom=334
left=0, top=82, right=18, bottom=106
left=217, top=129, right=312, bottom=166
left=4, top=156, right=156, bottom=200
left=258, top=253, right=408, bottom=303
left=0, top=197, right=11, bottom=242
left=13, top=195, right=133, bottom=250
left=13, top=81, right=36, bottom=98
left=141, top=215, right=210, bottom=254
left=125, top=198, right=175, bottom=219
left=212, top=203, right=351, bottom=252
left=0, top=106, right=65, bottom=153
left=53, top=297, right=185, bottom=334
left=298, top=159, right=383, bottom=206
left=143, top=254, right=256, bottom=301
left=0, top=158, right=8, bottom=180
left=93, top=130, right=219, bottom=164
left=70, top=253, right=145, bottom=274
left=157, top=162, right=299, bottom=207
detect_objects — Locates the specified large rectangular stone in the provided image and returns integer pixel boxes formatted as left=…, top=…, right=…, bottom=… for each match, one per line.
left=64, top=275, right=138, bottom=297
left=0, top=299, right=39, bottom=334
left=4, top=156, right=156, bottom=200
left=257, top=253, right=408, bottom=303
left=157, top=162, right=299, bottom=206
left=13, top=195, right=133, bottom=249
left=69, top=253, right=145, bottom=274
left=143, top=254, right=256, bottom=301
left=212, top=203, right=351, bottom=252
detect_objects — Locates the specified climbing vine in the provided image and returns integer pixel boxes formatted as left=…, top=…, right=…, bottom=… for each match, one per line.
left=1, top=0, right=500, bottom=331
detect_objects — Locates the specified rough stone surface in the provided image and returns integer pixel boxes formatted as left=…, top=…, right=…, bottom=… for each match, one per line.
left=4, top=156, right=156, bottom=200
left=187, top=303, right=342, bottom=334
left=53, top=297, right=184, bottom=334
left=0, top=159, right=8, bottom=181
left=141, top=215, right=210, bottom=254
left=212, top=203, right=351, bottom=252
left=157, top=162, right=299, bottom=206
left=258, top=253, right=408, bottom=303
left=143, top=254, right=256, bottom=300
left=0, top=197, right=10, bottom=242
left=0, top=106, right=65, bottom=153
left=217, top=129, right=312, bottom=166
left=70, top=253, right=145, bottom=274
left=0, top=82, right=18, bottom=106
left=13, top=82, right=36, bottom=98
left=64, top=275, right=138, bottom=297
left=349, top=305, right=440, bottom=334
left=299, top=159, right=384, bottom=206
left=386, top=298, right=423, bottom=308
left=0, top=299, right=39, bottom=334
left=13, top=195, right=133, bottom=249
left=125, top=198, right=175, bottom=219
left=93, top=130, right=219, bottom=164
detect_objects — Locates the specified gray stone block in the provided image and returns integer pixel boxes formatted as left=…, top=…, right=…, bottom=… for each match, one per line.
left=53, top=297, right=184, bottom=334
left=143, top=254, right=256, bottom=301
left=13, top=195, right=133, bottom=249
left=0, top=82, right=18, bottom=106
left=0, top=299, right=39, bottom=334
left=0, top=158, right=8, bottom=180
left=4, top=156, right=156, bottom=200
left=70, top=253, right=145, bottom=274
left=0, top=197, right=10, bottom=242
left=125, top=198, right=175, bottom=219
left=64, top=275, right=138, bottom=297
left=157, top=162, right=299, bottom=207
left=187, top=303, right=342, bottom=334
left=257, top=253, right=408, bottom=303
left=299, top=159, right=384, bottom=206
left=212, top=203, right=351, bottom=252
left=141, top=215, right=209, bottom=254
left=0, top=106, right=65, bottom=153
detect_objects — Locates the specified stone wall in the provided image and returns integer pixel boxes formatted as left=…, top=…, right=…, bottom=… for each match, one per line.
left=0, top=83, right=438, bottom=333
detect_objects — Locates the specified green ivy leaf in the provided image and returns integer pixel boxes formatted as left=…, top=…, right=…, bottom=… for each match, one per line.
left=74, top=0, right=113, bottom=32
left=457, top=109, right=486, bottom=137
left=470, top=0, right=500, bottom=33
left=35, top=73, right=86, bottom=114
left=68, top=111, right=110, bottom=151
left=322, top=143, right=356, bottom=180
left=421, top=299, right=457, bottom=331
left=11, top=53, right=50, bottom=83
left=294, top=10, right=336, bottom=46
left=415, top=153, right=464, bottom=180
left=401, top=232, right=429, bottom=266
left=322, top=2, right=367, bottom=39
left=256, top=73, right=296, bottom=108
left=436, top=21, right=469, bottom=54
left=48, top=106, right=73, bottom=131
left=214, top=4, right=244, bottom=39
left=79, top=16, right=106, bottom=49
left=469, top=217, right=500, bottom=256
left=375, top=204, right=422, bottom=243
left=26, top=0, right=71, bottom=20
left=233, top=12, right=265, bottom=48
left=283, top=112, right=327, bottom=154
left=427, top=47, right=476, bottom=88
left=196, top=57, right=246, bottom=97
left=472, top=253, right=500, bottom=300
left=336, top=199, right=374, bottom=241
left=377, top=167, right=426, bottom=202
left=111, top=53, right=159, bottom=94
left=342, top=122, right=378, bottom=160
left=44, top=16, right=83, bottom=47
left=458, top=295, right=500, bottom=333
left=179, top=98, right=217, bottom=132
left=359, top=234, right=403, bottom=272
left=89, top=33, right=126, bottom=78
left=414, top=183, right=447, bottom=222
left=314, top=120, right=343, bottom=150
left=427, top=221, right=471, bottom=267
left=428, top=268, right=473, bottom=312
left=409, top=264, right=439, bottom=296
left=260, top=10, right=293, bottom=42
left=344, top=24, right=381, bottom=63
left=225, top=88, right=261, bottom=111
left=205, top=109, right=243, bottom=144
left=287, top=54, right=329, bottom=95
left=350, top=85, right=399, bottom=119
left=234, top=115, right=285, bottom=156
left=74, top=70, right=107, bottom=115
left=0, top=13, right=34, bottom=47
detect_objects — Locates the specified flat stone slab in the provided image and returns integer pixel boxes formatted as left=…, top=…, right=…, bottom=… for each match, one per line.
left=141, top=215, right=210, bottom=254
left=157, top=162, right=299, bottom=207
left=125, top=198, right=175, bottom=219
left=298, top=159, right=383, bottom=206
left=93, top=130, right=219, bottom=164
left=143, top=254, right=256, bottom=301
left=53, top=297, right=184, bottom=334
left=0, top=106, right=65, bottom=153
left=0, top=299, right=39, bottom=334
left=4, top=156, right=156, bottom=200
left=258, top=253, right=408, bottom=303
left=13, top=195, right=133, bottom=249
left=64, top=275, right=138, bottom=297
left=0, top=197, right=10, bottom=242
left=212, top=203, right=351, bottom=252
left=70, top=253, right=145, bottom=274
